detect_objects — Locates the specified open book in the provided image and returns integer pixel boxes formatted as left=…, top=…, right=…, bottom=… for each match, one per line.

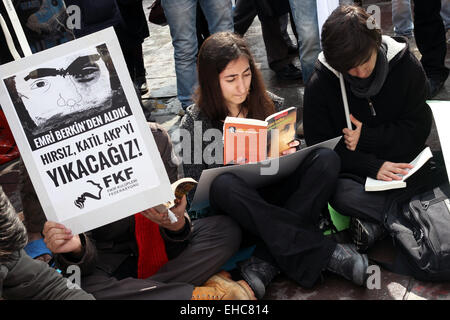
left=365, top=147, right=433, bottom=192
left=223, top=107, right=297, bottom=165
left=154, top=177, right=197, bottom=222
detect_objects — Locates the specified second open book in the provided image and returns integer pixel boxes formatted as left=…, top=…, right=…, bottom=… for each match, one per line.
left=365, top=147, right=433, bottom=192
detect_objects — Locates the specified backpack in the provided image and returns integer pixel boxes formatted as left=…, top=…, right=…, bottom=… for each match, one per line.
left=381, top=153, right=450, bottom=282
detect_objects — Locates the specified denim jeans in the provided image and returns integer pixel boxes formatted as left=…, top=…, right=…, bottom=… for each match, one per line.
left=441, top=0, right=450, bottom=30
left=161, top=0, right=233, bottom=109
left=392, top=0, right=414, bottom=37
left=288, top=0, right=321, bottom=84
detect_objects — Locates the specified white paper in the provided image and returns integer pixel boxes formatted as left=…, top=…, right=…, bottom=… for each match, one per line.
left=190, top=136, right=341, bottom=211
left=0, top=28, right=174, bottom=234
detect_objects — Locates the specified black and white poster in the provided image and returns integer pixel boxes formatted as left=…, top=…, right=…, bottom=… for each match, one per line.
left=0, top=27, right=173, bottom=234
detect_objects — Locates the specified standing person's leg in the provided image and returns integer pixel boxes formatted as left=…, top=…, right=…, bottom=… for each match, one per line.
left=161, top=0, right=198, bottom=110
left=288, top=0, right=321, bottom=83
left=259, top=15, right=301, bottom=80
left=196, top=4, right=210, bottom=50
left=392, top=0, right=414, bottom=37
left=413, top=0, right=449, bottom=98
left=233, top=0, right=257, bottom=35
left=279, top=13, right=297, bottom=53
left=198, top=0, right=234, bottom=34
left=441, top=0, right=450, bottom=30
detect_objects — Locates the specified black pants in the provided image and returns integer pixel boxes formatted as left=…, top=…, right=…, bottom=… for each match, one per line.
left=210, top=148, right=339, bottom=288
left=413, top=0, right=449, bottom=81
left=233, top=0, right=291, bottom=71
left=330, top=177, right=388, bottom=224
left=80, top=215, right=241, bottom=300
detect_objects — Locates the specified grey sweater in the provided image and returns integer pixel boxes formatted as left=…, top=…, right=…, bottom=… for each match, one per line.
left=179, top=92, right=285, bottom=217
left=0, top=185, right=94, bottom=300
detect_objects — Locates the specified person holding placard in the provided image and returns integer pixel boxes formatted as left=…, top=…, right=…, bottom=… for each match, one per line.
left=180, top=31, right=370, bottom=299
left=303, top=5, right=433, bottom=252
left=38, top=122, right=252, bottom=300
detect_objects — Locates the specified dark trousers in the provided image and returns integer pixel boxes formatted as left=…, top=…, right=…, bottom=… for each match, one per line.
left=210, top=148, right=340, bottom=288
left=233, top=0, right=290, bottom=71
left=413, top=0, right=449, bottom=81
left=80, top=215, right=241, bottom=300
left=330, top=177, right=388, bottom=224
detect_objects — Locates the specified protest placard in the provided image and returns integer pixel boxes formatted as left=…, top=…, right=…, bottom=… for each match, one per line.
left=0, top=27, right=174, bottom=234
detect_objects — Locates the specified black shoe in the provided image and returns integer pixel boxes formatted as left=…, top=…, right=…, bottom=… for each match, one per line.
left=238, top=256, right=280, bottom=300
left=275, top=63, right=302, bottom=81
left=350, top=217, right=386, bottom=253
left=287, top=44, right=299, bottom=55
left=135, top=77, right=149, bottom=95
left=427, top=77, right=446, bottom=99
left=326, top=243, right=369, bottom=286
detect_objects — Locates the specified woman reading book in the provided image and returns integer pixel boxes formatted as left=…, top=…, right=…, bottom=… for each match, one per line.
left=180, top=31, right=370, bottom=299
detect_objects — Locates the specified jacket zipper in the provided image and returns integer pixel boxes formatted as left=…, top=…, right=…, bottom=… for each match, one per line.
left=368, top=98, right=376, bottom=117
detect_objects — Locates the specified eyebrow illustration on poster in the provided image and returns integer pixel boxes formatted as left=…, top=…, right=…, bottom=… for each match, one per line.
left=0, top=27, right=174, bottom=234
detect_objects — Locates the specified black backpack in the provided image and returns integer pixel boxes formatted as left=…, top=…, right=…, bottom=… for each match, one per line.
left=381, top=153, right=450, bottom=282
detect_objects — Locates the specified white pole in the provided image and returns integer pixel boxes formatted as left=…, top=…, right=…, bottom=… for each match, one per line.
left=339, top=73, right=352, bottom=129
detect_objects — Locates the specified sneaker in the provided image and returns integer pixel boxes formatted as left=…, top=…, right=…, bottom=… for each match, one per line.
left=287, top=44, right=299, bottom=55
left=135, top=77, right=149, bottom=95
left=275, top=63, right=302, bottom=81
left=191, top=271, right=256, bottom=300
left=238, top=256, right=280, bottom=300
left=350, top=217, right=386, bottom=253
left=326, top=243, right=369, bottom=286
left=427, top=77, right=446, bottom=99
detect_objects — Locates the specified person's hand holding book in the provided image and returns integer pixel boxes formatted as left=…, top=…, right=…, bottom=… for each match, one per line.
left=281, top=140, right=300, bottom=156
left=376, top=161, right=414, bottom=181
left=141, top=195, right=187, bottom=232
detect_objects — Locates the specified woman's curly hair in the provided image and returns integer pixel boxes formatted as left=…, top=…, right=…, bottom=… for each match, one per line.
left=0, top=187, right=27, bottom=263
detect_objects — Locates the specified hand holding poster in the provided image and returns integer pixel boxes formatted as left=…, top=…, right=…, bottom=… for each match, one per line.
left=0, top=27, right=174, bottom=234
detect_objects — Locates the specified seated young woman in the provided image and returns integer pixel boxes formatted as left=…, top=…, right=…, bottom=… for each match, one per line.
left=180, top=31, right=370, bottom=299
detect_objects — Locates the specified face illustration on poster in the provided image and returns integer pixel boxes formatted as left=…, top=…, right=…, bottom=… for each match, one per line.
left=13, top=46, right=113, bottom=129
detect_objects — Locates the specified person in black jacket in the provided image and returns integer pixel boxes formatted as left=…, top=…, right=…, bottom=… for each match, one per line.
left=303, top=5, right=432, bottom=252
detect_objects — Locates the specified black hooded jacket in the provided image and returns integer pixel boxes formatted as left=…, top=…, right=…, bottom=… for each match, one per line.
left=304, top=36, right=432, bottom=179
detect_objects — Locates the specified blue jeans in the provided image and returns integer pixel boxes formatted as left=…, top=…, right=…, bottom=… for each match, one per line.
left=392, top=0, right=414, bottom=37
left=288, top=0, right=321, bottom=84
left=441, top=0, right=450, bottom=30
left=161, top=0, right=233, bottom=109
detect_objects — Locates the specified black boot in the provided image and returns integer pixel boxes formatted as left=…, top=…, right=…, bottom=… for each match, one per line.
left=238, top=256, right=280, bottom=300
left=326, top=243, right=369, bottom=287
left=350, top=217, right=387, bottom=253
